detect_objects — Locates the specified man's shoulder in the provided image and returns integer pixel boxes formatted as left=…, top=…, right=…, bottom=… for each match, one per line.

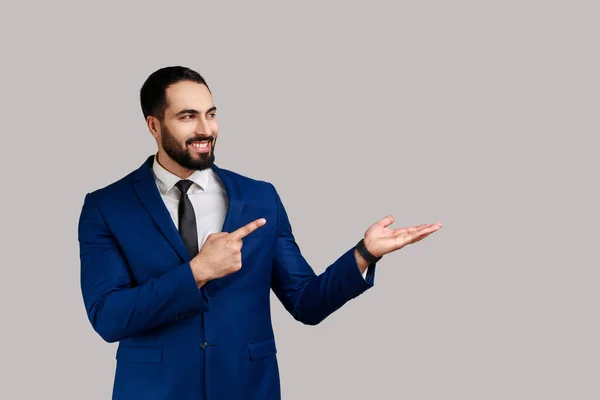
left=213, top=165, right=275, bottom=191
left=84, top=166, right=139, bottom=205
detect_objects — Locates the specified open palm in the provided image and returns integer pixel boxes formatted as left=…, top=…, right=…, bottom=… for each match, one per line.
left=363, top=215, right=442, bottom=258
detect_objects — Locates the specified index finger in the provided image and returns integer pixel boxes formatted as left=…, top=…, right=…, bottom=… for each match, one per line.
left=230, top=218, right=267, bottom=240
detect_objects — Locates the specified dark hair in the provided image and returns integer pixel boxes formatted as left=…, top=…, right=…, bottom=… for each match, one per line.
left=140, top=66, right=210, bottom=121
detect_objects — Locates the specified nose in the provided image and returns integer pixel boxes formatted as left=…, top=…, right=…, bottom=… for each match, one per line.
left=198, top=118, right=211, bottom=136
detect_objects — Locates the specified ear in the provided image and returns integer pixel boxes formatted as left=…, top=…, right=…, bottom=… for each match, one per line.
left=147, top=116, right=160, bottom=139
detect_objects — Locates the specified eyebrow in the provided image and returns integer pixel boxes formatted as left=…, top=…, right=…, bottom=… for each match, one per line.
left=174, top=106, right=217, bottom=117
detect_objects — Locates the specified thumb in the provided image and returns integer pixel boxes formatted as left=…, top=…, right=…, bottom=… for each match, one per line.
left=208, top=232, right=228, bottom=240
left=376, top=215, right=394, bottom=228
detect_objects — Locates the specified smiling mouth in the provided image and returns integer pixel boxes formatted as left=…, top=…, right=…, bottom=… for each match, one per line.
left=189, top=139, right=212, bottom=153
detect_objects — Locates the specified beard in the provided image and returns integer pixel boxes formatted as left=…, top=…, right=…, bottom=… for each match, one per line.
left=160, top=121, right=216, bottom=171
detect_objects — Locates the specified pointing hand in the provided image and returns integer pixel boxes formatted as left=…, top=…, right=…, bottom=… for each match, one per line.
left=191, top=218, right=267, bottom=284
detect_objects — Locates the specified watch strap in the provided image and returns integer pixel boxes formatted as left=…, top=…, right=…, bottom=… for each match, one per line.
left=355, top=238, right=382, bottom=264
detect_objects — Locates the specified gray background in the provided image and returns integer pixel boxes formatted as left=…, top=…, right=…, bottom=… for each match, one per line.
left=1, top=0, right=598, bottom=398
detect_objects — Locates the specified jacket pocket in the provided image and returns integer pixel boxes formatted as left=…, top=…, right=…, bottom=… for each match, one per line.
left=116, top=346, right=163, bottom=364
left=248, top=337, right=277, bottom=361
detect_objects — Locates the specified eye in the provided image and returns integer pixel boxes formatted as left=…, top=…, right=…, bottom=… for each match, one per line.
left=208, top=113, right=216, bottom=118
left=181, top=115, right=195, bottom=120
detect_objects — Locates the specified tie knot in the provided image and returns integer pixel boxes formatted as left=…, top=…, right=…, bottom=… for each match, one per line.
left=175, top=179, right=194, bottom=195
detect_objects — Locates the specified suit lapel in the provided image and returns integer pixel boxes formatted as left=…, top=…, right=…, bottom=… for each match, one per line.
left=211, top=163, right=243, bottom=236
left=133, top=155, right=191, bottom=262
left=205, top=163, right=243, bottom=296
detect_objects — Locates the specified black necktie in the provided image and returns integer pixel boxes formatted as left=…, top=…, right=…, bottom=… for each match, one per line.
left=175, top=180, right=199, bottom=258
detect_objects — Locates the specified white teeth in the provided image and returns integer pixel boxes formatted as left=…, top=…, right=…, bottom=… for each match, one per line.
left=192, top=141, right=209, bottom=148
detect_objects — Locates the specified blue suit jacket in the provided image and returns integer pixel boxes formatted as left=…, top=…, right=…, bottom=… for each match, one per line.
left=78, top=154, right=376, bottom=399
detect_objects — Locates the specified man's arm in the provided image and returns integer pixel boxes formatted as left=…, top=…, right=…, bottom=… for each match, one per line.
left=356, top=249, right=370, bottom=276
left=78, top=192, right=210, bottom=343
left=268, top=184, right=376, bottom=326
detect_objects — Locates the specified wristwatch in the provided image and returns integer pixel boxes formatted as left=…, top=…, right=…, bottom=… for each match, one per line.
left=355, top=238, right=382, bottom=264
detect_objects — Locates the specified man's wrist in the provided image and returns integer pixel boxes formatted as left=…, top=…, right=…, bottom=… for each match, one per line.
left=190, top=258, right=211, bottom=288
left=355, top=238, right=382, bottom=265
left=354, top=248, right=370, bottom=274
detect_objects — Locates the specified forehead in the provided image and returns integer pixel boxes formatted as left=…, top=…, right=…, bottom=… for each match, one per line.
left=164, top=80, right=213, bottom=114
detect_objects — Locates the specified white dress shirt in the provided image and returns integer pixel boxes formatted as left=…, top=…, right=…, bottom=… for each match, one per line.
left=151, top=154, right=368, bottom=278
left=152, top=155, right=228, bottom=249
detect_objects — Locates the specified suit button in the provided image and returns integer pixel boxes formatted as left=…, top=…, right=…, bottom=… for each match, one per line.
left=200, top=341, right=208, bottom=349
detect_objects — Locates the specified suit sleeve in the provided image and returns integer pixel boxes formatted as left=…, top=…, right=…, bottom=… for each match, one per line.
left=268, top=184, right=376, bottom=325
left=78, top=192, right=210, bottom=343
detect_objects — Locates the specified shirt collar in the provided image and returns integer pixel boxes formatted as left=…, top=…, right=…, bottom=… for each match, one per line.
left=152, top=153, right=211, bottom=195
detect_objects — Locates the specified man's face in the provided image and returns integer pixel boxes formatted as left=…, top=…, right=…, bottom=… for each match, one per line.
left=157, top=80, right=219, bottom=171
